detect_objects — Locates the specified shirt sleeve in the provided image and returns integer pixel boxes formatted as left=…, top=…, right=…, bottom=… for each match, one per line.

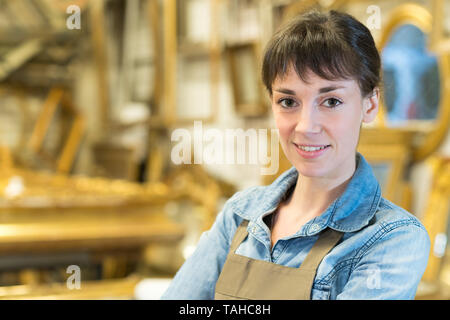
left=160, top=197, right=241, bottom=300
left=336, top=222, right=431, bottom=300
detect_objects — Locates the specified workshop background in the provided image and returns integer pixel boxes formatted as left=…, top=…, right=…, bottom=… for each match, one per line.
left=0, top=0, right=449, bottom=299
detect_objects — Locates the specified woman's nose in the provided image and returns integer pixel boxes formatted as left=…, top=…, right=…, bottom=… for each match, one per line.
left=294, top=106, right=321, bottom=134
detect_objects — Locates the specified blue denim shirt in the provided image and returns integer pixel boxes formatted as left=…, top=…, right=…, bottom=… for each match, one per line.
left=162, top=153, right=430, bottom=300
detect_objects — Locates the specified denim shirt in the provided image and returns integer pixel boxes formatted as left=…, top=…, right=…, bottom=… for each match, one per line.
left=162, top=153, right=430, bottom=300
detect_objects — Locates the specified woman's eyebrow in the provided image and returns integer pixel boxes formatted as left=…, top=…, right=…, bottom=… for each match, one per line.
left=318, top=85, right=345, bottom=94
left=273, top=85, right=346, bottom=95
left=273, top=88, right=296, bottom=95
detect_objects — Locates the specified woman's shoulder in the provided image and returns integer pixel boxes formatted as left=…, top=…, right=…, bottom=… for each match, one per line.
left=220, top=184, right=271, bottom=220
left=356, top=197, right=431, bottom=256
left=373, top=197, right=427, bottom=232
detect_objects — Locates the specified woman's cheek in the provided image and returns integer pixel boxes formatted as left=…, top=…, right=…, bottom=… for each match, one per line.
left=332, top=114, right=360, bottom=148
left=274, top=115, right=293, bottom=142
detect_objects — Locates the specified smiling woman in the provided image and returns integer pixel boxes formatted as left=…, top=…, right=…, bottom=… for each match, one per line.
left=161, top=9, right=430, bottom=300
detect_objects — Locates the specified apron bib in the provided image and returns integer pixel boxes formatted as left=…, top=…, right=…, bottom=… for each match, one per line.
left=215, top=220, right=343, bottom=300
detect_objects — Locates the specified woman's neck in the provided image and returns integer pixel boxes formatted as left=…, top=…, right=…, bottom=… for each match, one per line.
left=286, top=160, right=356, bottom=223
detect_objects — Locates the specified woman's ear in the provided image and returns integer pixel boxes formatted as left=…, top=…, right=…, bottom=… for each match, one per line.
left=362, top=88, right=379, bottom=123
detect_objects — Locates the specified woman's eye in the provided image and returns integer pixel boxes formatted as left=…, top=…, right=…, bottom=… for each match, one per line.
left=278, top=98, right=297, bottom=108
left=322, top=98, right=342, bottom=108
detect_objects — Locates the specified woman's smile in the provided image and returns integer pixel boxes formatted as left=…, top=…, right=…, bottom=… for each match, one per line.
left=293, top=142, right=331, bottom=159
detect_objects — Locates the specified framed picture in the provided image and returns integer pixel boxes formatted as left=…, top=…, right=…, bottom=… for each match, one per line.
left=226, top=42, right=268, bottom=117
left=27, top=88, right=85, bottom=174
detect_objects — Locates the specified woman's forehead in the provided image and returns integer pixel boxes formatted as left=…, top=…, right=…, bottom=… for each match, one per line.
left=273, top=68, right=356, bottom=92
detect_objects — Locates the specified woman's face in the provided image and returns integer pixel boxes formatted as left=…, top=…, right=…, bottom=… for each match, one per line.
left=271, top=66, right=379, bottom=181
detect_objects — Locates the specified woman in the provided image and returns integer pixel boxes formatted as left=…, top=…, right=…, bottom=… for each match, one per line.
left=162, top=10, right=430, bottom=300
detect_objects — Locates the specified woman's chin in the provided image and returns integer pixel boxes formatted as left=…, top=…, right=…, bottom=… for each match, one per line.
left=295, top=167, right=328, bottom=178
left=289, top=160, right=327, bottom=178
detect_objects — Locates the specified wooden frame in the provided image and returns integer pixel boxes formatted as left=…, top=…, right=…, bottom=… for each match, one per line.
left=154, top=0, right=220, bottom=127
left=89, top=0, right=109, bottom=128
left=227, top=41, right=268, bottom=117
left=421, top=156, right=450, bottom=285
left=27, top=88, right=85, bottom=174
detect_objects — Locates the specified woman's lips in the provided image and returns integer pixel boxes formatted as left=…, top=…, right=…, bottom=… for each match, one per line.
left=293, top=143, right=331, bottom=159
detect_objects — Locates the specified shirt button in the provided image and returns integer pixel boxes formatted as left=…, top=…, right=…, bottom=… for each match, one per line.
left=310, top=224, right=320, bottom=233
left=252, top=226, right=257, bottom=233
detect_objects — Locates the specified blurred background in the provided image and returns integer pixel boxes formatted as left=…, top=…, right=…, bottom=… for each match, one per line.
left=0, top=0, right=449, bottom=299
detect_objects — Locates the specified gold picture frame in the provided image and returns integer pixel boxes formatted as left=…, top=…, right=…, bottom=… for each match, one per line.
left=377, top=3, right=450, bottom=162
left=27, top=87, right=85, bottom=174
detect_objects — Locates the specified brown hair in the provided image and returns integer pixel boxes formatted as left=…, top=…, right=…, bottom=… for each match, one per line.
left=262, top=10, right=381, bottom=98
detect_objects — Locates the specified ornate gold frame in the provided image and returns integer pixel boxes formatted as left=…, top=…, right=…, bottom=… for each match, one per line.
left=377, top=3, right=450, bottom=162
left=27, top=88, right=85, bottom=174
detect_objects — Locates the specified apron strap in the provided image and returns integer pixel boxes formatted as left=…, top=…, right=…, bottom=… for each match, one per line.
left=299, top=228, right=344, bottom=270
left=229, top=219, right=249, bottom=253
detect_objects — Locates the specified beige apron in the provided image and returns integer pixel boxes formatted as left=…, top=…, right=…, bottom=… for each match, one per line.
left=214, top=220, right=343, bottom=300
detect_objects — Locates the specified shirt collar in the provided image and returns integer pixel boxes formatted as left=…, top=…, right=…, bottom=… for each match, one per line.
left=231, top=152, right=382, bottom=235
